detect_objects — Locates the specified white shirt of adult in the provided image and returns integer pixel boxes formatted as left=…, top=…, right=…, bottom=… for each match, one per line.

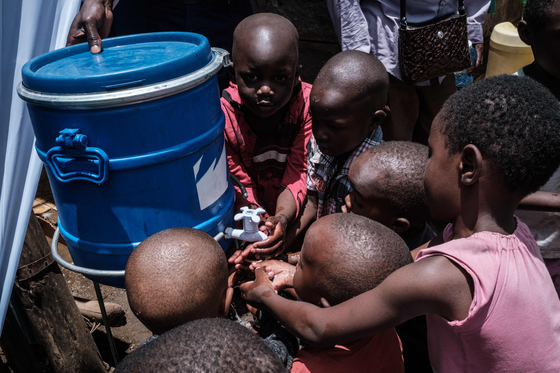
left=327, top=0, right=491, bottom=81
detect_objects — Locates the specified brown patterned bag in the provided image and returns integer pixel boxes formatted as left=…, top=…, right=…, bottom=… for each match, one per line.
left=399, top=0, right=472, bottom=83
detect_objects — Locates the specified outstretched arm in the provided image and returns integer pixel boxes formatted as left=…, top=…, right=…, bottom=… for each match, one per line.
left=241, top=255, right=473, bottom=347
left=66, top=0, right=114, bottom=53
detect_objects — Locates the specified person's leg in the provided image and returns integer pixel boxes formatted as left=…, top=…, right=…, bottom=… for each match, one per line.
left=382, top=74, right=420, bottom=142
left=413, top=74, right=456, bottom=145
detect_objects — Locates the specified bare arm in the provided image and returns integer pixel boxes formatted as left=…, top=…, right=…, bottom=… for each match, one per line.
left=284, top=192, right=317, bottom=250
left=66, top=0, right=114, bottom=53
left=517, top=191, right=560, bottom=212
left=251, top=188, right=298, bottom=259
left=241, top=255, right=473, bottom=347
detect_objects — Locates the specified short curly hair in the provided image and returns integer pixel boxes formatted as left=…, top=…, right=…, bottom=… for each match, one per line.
left=114, top=318, right=284, bottom=373
left=306, top=214, right=412, bottom=306
left=354, top=141, right=431, bottom=227
left=524, top=0, right=558, bottom=30
left=439, top=75, right=560, bottom=195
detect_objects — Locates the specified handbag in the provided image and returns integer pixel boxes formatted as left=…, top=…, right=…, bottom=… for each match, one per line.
left=398, top=0, right=472, bottom=83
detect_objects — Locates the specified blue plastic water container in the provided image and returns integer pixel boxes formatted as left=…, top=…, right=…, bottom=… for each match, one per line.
left=18, top=33, right=234, bottom=287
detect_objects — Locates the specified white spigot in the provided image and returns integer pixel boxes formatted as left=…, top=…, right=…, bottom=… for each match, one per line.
left=224, top=206, right=268, bottom=242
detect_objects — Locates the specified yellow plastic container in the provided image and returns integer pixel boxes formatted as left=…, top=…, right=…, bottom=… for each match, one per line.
left=486, top=22, right=534, bottom=77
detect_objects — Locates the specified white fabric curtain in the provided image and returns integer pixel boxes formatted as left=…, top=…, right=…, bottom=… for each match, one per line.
left=0, top=0, right=81, bottom=332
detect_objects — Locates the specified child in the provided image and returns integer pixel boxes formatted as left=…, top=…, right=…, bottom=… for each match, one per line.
left=126, top=228, right=297, bottom=369
left=125, top=228, right=233, bottom=335
left=343, top=141, right=434, bottom=372
left=241, top=75, right=560, bottom=371
left=515, top=0, right=560, bottom=298
left=343, top=141, right=435, bottom=250
left=517, top=0, right=560, bottom=100
left=256, top=213, right=411, bottom=372
left=305, top=50, right=388, bottom=218
left=223, top=13, right=312, bottom=259
left=114, top=318, right=285, bottom=373
left=259, top=50, right=388, bottom=253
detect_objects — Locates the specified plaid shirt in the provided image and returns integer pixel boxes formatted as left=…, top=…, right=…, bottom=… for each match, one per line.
left=307, top=127, right=383, bottom=218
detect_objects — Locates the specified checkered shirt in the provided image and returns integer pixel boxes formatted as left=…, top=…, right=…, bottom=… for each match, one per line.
left=307, top=127, right=383, bottom=218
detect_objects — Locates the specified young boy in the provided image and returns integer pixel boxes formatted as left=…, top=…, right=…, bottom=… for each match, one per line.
left=126, top=227, right=297, bottom=369
left=516, top=0, right=560, bottom=297
left=223, top=13, right=312, bottom=258
left=517, top=0, right=560, bottom=100
left=343, top=141, right=435, bottom=250
left=342, top=141, right=434, bottom=372
left=125, top=228, right=233, bottom=335
left=114, top=318, right=285, bottom=373
left=306, top=50, right=388, bottom=218
left=256, top=50, right=388, bottom=254
left=242, top=76, right=560, bottom=372
left=255, top=213, right=411, bottom=372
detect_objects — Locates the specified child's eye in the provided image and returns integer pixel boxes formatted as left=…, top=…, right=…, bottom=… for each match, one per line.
left=275, top=75, right=287, bottom=83
left=244, top=73, right=258, bottom=82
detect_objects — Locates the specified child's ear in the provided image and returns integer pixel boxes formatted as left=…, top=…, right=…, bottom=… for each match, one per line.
left=517, top=20, right=532, bottom=46
left=459, top=144, right=483, bottom=186
left=370, top=109, right=387, bottom=129
left=228, top=62, right=236, bottom=84
left=219, top=287, right=234, bottom=318
left=391, top=218, right=411, bottom=233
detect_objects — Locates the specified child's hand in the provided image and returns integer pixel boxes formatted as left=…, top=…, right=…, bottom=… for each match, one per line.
left=250, top=260, right=296, bottom=291
left=240, top=268, right=276, bottom=308
left=228, top=244, right=258, bottom=270
left=251, top=215, right=289, bottom=260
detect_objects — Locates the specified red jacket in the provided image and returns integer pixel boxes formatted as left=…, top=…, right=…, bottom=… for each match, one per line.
left=221, top=81, right=312, bottom=217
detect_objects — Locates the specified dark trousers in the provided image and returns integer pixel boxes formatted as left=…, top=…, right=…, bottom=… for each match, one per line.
left=382, top=73, right=457, bottom=145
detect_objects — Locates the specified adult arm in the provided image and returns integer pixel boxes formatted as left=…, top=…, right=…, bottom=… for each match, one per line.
left=241, top=255, right=473, bottom=347
left=66, top=0, right=114, bottom=53
left=517, top=191, right=560, bottom=212
left=326, top=0, right=372, bottom=53
left=465, top=0, right=492, bottom=72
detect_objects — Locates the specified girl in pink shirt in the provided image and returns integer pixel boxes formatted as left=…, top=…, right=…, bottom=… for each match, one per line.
left=241, top=75, right=560, bottom=372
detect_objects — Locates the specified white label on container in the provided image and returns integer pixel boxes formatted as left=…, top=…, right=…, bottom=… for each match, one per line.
left=194, top=145, right=228, bottom=210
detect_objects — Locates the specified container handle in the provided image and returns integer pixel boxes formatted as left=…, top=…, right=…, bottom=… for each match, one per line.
left=46, top=128, right=109, bottom=183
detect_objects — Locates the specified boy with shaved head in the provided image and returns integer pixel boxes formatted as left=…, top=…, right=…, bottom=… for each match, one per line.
left=343, top=141, right=434, bottom=372
left=279, top=50, right=388, bottom=249
left=253, top=213, right=410, bottom=372
left=125, top=228, right=233, bottom=335
left=344, top=141, right=434, bottom=250
left=223, top=13, right=312, bottom=262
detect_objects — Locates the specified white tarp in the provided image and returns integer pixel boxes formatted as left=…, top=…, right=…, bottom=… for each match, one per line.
left=0, top=0, right=81, bottom=332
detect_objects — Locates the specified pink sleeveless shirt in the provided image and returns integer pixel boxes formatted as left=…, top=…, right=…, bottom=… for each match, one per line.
left=416, top=218, right=560, bottom=372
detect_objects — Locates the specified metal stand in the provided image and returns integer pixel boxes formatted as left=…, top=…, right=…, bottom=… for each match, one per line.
left=51, top=228, right=123, bottom=366
left=93, top=282, right=119, bottom=366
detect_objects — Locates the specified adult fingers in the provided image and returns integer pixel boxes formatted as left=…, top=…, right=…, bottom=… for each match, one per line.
left=84, top=21, right=103, bottom=54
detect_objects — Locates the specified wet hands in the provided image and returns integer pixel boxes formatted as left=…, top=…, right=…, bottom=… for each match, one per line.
left=66, top=0, right=113, bottom=53
left=250, top=260, right=295, bottom=291
left=252, top=215, right=289, bottom=259
left=240, top=267, right=276, bottom=307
